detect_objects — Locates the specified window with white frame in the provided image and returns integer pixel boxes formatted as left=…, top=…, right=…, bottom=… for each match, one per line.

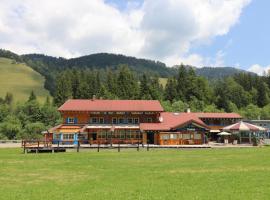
left=170, top=134, right=178, bottom=139
left=99, top=118, right=104, bottom=124
left=133, top=118, right=139, bottom=124
left=54, top=134, right=61, bottom=140
left=63, top=134, right=74, bottom=140
left=67, top=117, right=75, bottom=124
left=182, top=134, right=191, bottom=140
left=194, top=133, right=202, bottom=140
left=91, top=117, right=98, bottom=124
left=118, top=118, right=125, bottom=124
left=161, top=134, right=169, bottom=140
left=128, top=118, right=133, bottom=124
left=112, top=118, right=117, bottom=124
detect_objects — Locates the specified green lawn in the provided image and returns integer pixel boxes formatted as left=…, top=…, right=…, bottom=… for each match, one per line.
left=0, top=57, right=50, bottom=102
left=0, top=148, right=270, bottom=200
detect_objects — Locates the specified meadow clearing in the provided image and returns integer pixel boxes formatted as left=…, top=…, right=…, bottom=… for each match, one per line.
left=0, top=147, right=269, bottom=200
left=0, top=57, right=50, bottom=102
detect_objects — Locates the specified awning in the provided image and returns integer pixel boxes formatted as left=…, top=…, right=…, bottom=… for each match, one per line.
left=210, top=129, right=220, bottom=133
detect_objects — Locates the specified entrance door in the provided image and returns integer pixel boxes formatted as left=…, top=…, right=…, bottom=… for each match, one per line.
left=147, top=132, right=155, bottom=144
left=92, top=132, right=97, bottom=140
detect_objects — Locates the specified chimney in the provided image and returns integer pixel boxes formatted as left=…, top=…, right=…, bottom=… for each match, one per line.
left=186, top=108, right=191, bottom=113
left=92, top=95, right=96, bottom=101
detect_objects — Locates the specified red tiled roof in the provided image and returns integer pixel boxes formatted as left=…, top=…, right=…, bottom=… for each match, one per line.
left=196, top=112, right=242, bottom=119
left=58, top=99, right=164, bottom=112
left=140, top=112, right=209, bottom=131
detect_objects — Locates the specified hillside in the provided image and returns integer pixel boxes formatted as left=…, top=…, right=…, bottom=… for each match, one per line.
left=0, top=57, right=50, bottom=102
left=195, top=67, right=253, bottom=80
left=0, top=49, right=257, bottom=95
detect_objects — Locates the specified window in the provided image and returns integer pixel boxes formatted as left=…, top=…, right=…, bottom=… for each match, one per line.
left=98, top=130, right=107, bottom=139
left=118, top=118, right=125, bottom=124
left=161, top=134, right=169, bottom=140
left=135, top=130, right=140, bottom=139
left=182, top=134, right=191, bottom=140
left=194, top=133, right=202, bottom=140
left=119, top=130, right=125, bottom=139
left=126, top=130, right=132, bottom=139
left=112, top=118, right=117, bottom=124
left=126, top=130, right=139, bottom=139
left=78, top=134, right=88, bottom=140
left=128, top=118, right=133, bottom=124
left=147, top=118, right=152, bottom=123
left=63, top=134, right=74, bottom=140
left=67, top=117, right=74, bottom=124
left=99, top=118, right=104, bottom=124
left=91, top=118, right=98, bottom=124
left=54, top=134, right=61, bottom=140
left=170, top=134, right=178, bottom=139
left=133, top=118, right=139, bottom=124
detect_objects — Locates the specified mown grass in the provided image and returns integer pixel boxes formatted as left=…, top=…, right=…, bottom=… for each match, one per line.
left=0, top=147, right=270, bottom=200
left=0, top=57, right=50, bottom=102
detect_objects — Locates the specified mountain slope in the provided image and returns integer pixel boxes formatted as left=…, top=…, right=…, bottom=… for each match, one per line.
left=0, top=57, right=50, bottom=102
left=22, top=53, right=173, bottom=77
left=195, top=67, right=254, bottom=80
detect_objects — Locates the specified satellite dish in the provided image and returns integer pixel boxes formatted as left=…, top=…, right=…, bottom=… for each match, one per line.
left=159, top=116, right=163, bottom=122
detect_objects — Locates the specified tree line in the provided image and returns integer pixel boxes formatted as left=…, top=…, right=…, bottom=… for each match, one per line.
left=54, top=65, right=270, bottom=120
left=0, top=92, right=60, bottom=140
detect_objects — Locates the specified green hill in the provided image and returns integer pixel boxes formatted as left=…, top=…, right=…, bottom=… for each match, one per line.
left=0, top=57, right=50, bottom=102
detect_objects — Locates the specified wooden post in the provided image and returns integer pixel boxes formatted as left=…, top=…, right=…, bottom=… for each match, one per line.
left=118, top=142, right=120, bottom=152
left=98, top=141, right=100, bottom=152
left=137, top=141, right=139, bottom=151
left=147, top=143, right=149, bottom=151
left=23, top=140, right=26, bottom=154
left=35, top=141, right=39, bottom=154
left=77, top=141, right=80, bottom=152
left=57, top=140, right=60, bottom=151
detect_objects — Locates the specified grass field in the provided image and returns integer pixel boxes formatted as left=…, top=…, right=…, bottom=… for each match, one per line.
left=0, top=57, right=50, bottom=102
left=0, top=148, right=270, bottom=200
left=159, top=77, right=168, bottom=87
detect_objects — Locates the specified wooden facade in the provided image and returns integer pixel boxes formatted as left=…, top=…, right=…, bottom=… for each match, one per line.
left=45, top=99, right=242, bottom=145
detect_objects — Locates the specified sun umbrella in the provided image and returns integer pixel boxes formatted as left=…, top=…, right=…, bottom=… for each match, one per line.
left=223, top=121, right=266, bottom=132
left=217, top=131, right=231, bottom=136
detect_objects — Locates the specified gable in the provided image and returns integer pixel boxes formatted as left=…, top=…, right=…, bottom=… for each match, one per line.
left=173, top=121, right=209, bottom=131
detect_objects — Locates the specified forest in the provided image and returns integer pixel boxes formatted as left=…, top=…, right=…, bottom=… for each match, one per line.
left=1, top=49, right=270, bottom=139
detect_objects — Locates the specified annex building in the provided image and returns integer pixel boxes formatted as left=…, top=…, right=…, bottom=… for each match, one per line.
left=45, top=99, right=242, bottom=145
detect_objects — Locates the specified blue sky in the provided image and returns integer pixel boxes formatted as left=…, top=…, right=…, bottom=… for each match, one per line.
left=190, top=0, right=270, bottom=71
left=0, top=0, right=269, bottom=74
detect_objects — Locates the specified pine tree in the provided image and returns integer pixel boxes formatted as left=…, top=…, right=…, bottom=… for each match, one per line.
left=28, top=91, right=37, bottom=102
left=149, top=76, right=163, bottom=100
left=139, top=74, right=151, bottom=99
left=116, top=65, right=139, bottom=99
left=4, top=92, right=13, bottom=105
left=164, top=78, right=177, bottom=102
left=54, top=73, right=72, bottom=106
left=70, top=69, right=81, bottom=99
left=106, top=69, right=117, bottom=92
left=176, top=65, right=188, bottom=101
left=257, top=81, right=270, bottom=107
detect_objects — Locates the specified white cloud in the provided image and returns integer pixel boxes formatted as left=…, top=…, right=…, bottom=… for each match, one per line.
left=0, top=0, right=251, bottom=66
left=248, top=64, right=270, bottom=75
